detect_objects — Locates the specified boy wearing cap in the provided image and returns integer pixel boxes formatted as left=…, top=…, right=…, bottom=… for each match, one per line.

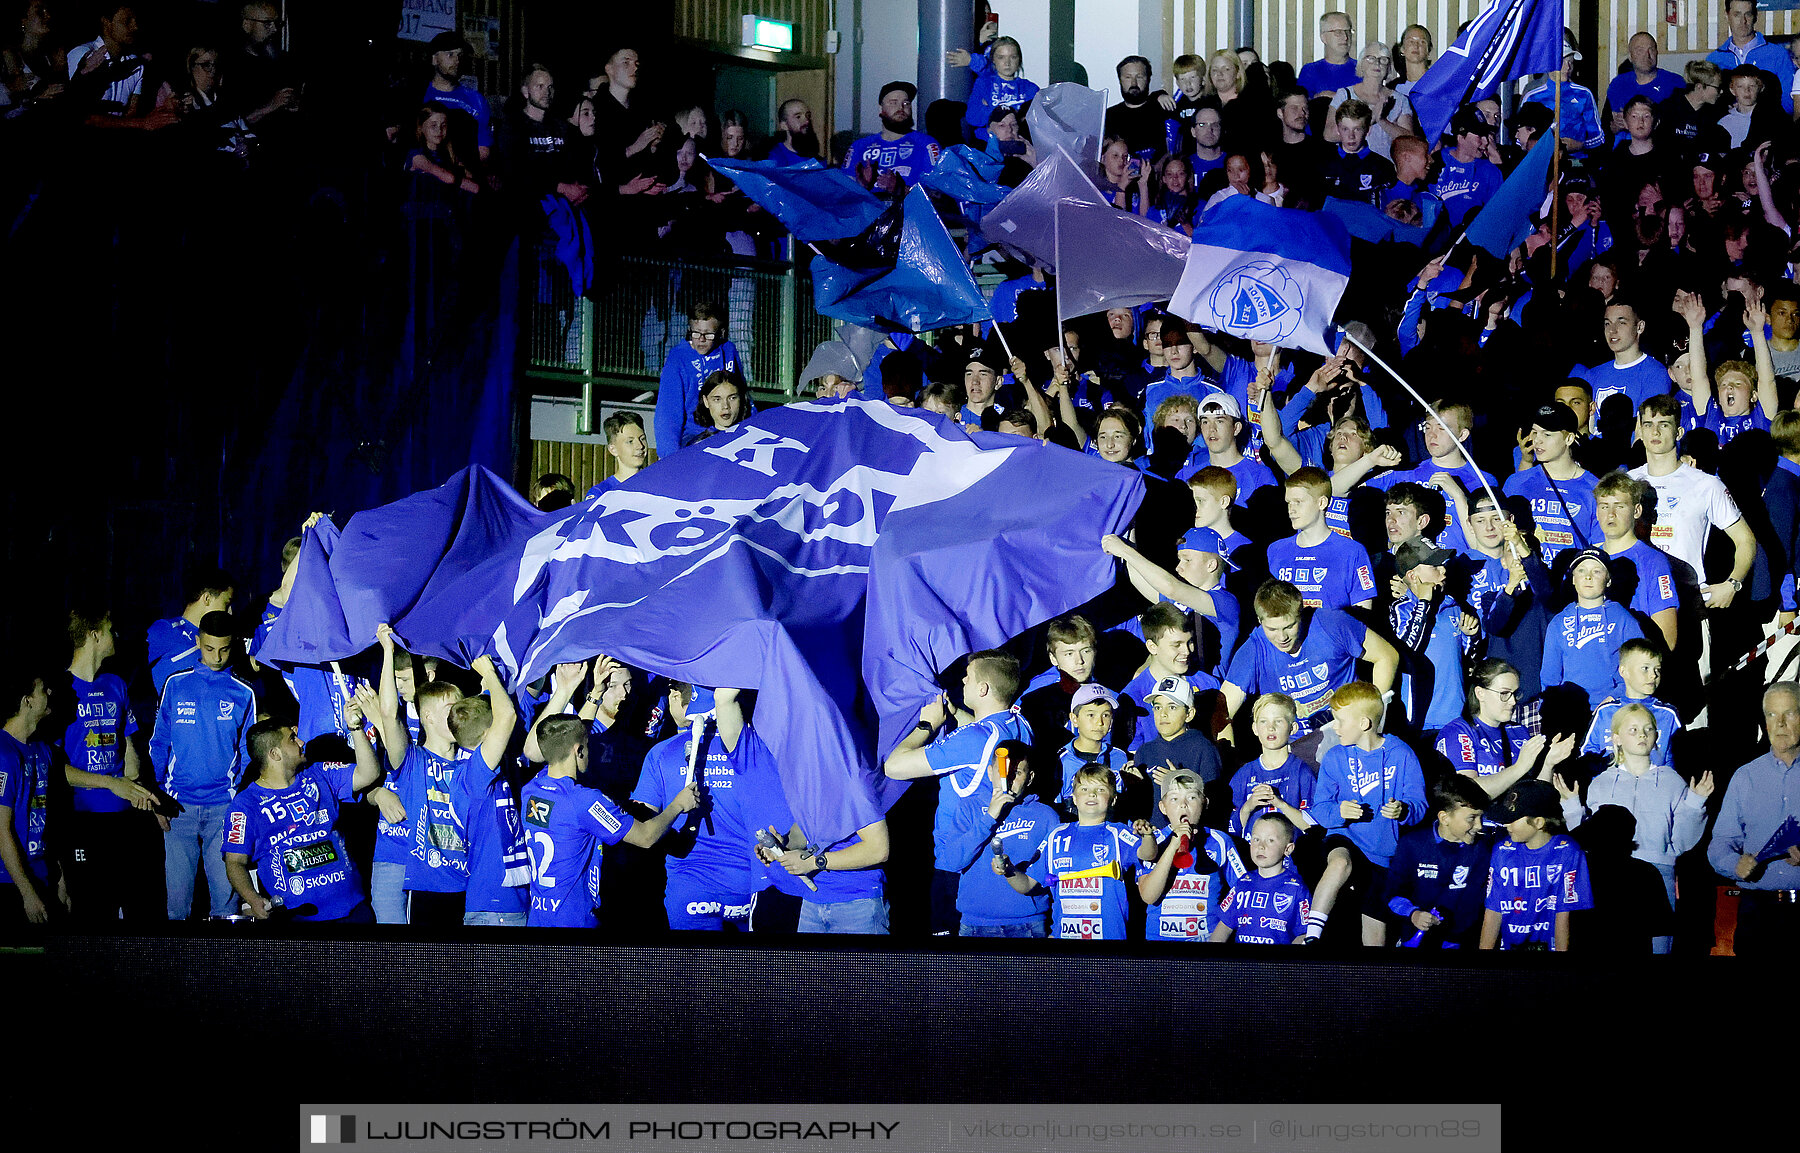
left=1180, top=394, right=1278, bottom=501
left=422, top=32, right=492, bottom=157
left=1138, top=768, right=1248, bottom=941
left=1102, top=529, right=1241, bottom=680
left=1504, top=401, right=1602, bottom=567
left=1229, top=692, right=1315, bottom=838
left=959, top=344, right=1008, bottom=430
left=1390, top=538, right=1477, bottom=738
left=843, top=81, right=941, bottom=188
left=1544, top=548, right=1645, bottom=709
left=1267, top=468, right=1377, bottom=611
left=1118, top=603, right=1222, bottom=748
left=1131, top=675, right=1223, bottom=824
left=1309, top=681, right=1427, bottom=945
left=1480, top=780, right=1594, bottom=950
left=149, top=610, right=255, bottom=920
left=1429, top=107, right=1503, bottom=223
left=1055, top=684, right=1135, bottom=808
left=1383, top=775, right=1497, bottom=949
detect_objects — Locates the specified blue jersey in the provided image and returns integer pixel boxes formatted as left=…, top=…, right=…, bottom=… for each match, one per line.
left=1609, top=540, right=1679, bottom=621
left=61, top=672, right=137, bottom=814
left=1503, top=468, right=1600, bottom=564
left=281, top=665, right=366, bottom=746
left=1542, top=602, right=1642, bottom=708
left=1142, top=373, right=1220, bottom=419
left=447, top=750, right=529, bottom=915
left=1429, top=155, right=1503, bottom=220
left=1368, top=461, right=1498, bottom=553
left=1266, top=532, right=1376, bottom=610
left=1435, top=717, right=1529, bottom=779
left=1027, top=820, right=1142, bottom=941
left=0, top=732, right=52, bottom=885
left=1703, top=406, right=1771, bottom=447
left=399, top=745, right=469, bottom=893
left=146, top=617, right=200, bottom=695
left=1313, top=735, right=1427, bottom=867
left=1575, top=355, right=1670, bottom=424
left=633, top=726, right=756, bottom=906
left=374, top=743, right=467, bottom=865
left=148, top=664, right=256, bottom=806
left=1485, top=834, right=1593, bottom=948
left=653, top=340, right=745, bottom=459
left=1392, top=593, right=1470, bottom=732
left=225, top=762, right=365, bottom=921
left=1522, top=81, right=1604, bottom=150
left=954, top=797, right=1058, bottom=928
left=1582, top=696, right=1682, bottom=767
left=1224, top=610, right=1367, bottom=736
left=922, top=710, right=1033, bottom=868
left=521, top=770, right=632, bottom=928
left=1218, top=864, right=1310, bottom=943
left=842, top=130, right=941, bottom=185
left=1143, top=826, right=1247, bottom=941
left=1229, top=753, right=1315, bottom=836
left=1055, top=741, right=1131, bottom=804
left=1606, top=69, right=1683, bottom=116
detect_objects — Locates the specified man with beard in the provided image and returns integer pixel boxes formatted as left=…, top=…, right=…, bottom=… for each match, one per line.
left=843, top=81, right=940, bottom=191
left=768, top=98, right=818, bottom=165
left=495, top=64, right=587, bottom=207
left=1104, top=55, right=1179, bottom=161
left=421, top=32, right=490, bottom=160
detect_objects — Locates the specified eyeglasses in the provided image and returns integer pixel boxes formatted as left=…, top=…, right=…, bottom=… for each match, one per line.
left=195, top=60, right=218, bottom=70
left=1480, top=686, right=1519, bottom=698
left=248, top=17, right=284, bottom=29
left=1365, top=55, right=1391, bottom=65
left=688, top=330, right=720, bottom=340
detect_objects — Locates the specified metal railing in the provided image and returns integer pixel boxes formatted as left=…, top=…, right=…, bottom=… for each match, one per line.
left=526, top=250, right=833, bottom=428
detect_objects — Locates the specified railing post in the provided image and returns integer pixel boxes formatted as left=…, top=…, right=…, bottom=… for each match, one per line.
left=779, top=261, right=799, bottom=397
left=577, top=292, right=596, bottom=435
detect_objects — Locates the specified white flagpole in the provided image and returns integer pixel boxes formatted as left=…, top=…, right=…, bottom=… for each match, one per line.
left=684, top=713, right=707, bottom=789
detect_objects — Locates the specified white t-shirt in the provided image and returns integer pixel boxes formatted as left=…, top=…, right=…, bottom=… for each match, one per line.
left=1628, top=462, right=1742, bottom=583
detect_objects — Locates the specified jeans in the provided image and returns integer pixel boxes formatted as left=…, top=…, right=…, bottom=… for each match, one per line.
left=164, top=802, right=236, bottom=919
left=1652, top=862, right=1676, bottom=956
left=463, top=910, right=528, bottom=927
left=796, top=895, right=890, bottom=935
left=370, top=860, right=408, bottom=924
left=960, top=920, right=1048, bottom=938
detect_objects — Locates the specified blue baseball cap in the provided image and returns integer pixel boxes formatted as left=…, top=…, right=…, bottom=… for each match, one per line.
left=673, top=684, right=716, bottom=717
left=1179, top=526, right=1240, bottom=571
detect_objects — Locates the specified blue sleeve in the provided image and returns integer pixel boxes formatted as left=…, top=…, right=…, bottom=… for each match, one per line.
left=1399, top=288, right=1428, bottom=356
left=1541, top=615, right=1566, bottom=686
left=1358, top=382, right=1388, bottom=429
left=1312, top=754, right=1347, bottom=829
left=320, top=760, right=359, bottom=804
left=149, top=685, right=173, bottom=775
left=1326, top=609, right=1369, bottom=655
left=581, top=789, right=633, bottom=846
left=1395, top=745, right=1427, bottom=824
left=1024, top=829, right=1055, bottom=887
left=965, top=72, right=996, bottom=127
left=654, top=352, right=687, bottom=459
left=1579, top=95, right=1604, bottom=150
left=1279, top=386, right=1314, bottom=438
left=631, top=746, right=671, bottom=809
left=924, top=723, right=997, bottom=777
left=941, top=804, right=999, bottom=875
left=1225, top=640, right=1259, bottom=691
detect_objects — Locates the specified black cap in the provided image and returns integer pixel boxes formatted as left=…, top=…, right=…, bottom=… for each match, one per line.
left=1531, top=401, right=1580, bottom=435
left=427, top=31, right=470, bottom=55
left=1510, top=102, right=1553, bottom=136
left=879, top=81, right=918, bottom=103
left=1560, top=170, right=1597, bottom=196
left=1693, top=151, right=1727, bottom=175
left=1489, top=780, right=1563, bottom=822
left=965, top=342, right=1007, bottom=373
left=1448, top=106, right=1495, bottom=137
left=198, top=611, right=237, bottom=639
left=1395, top=538, right=1457, bottom=574
left=1567, top=547, right=1611, bottom=577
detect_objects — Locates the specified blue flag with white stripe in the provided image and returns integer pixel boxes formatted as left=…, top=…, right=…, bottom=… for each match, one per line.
left=1409, top=0, right=1565, bottom=146
left=1463, top=134, right=1557, bottom=257
left=1168, top=196, right=1352, bottom=355
left=256, top=402, right=1143, bottom=846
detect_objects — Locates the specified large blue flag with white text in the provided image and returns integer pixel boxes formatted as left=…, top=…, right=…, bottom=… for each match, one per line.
left=257, top=401, right=1144, bottom=845
left=1168, top=196, right=1352, bottom=355
left=1409, top=0, right=1565, bottom=146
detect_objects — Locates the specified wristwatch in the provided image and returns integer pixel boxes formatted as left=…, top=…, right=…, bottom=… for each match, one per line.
left=915, top=719, right=933, bottom=732
left=812, top=853, right=829, bottom=874
left=1730, top=577, right=1744, bottom=593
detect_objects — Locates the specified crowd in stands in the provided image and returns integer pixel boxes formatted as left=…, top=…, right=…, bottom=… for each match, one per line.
left=14, top=2, right=1800, bottom=956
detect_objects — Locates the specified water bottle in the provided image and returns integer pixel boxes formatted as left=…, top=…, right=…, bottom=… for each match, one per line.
left=991, top=835, right=1011, bottom=873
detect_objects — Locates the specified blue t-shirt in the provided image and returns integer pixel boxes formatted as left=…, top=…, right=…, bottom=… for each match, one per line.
left=1228, top=753, right=1315, bottom=836
left=0, top=733, right=52, bottom=884
left=423, top=79, right=493, bottom=148
left=1435, top=717, right=1529, bottom=779
left=633, top=725, right=755, bottom=906
left=1484, top=834, right=1594, bottom=948
left=374, top=743, right=468, bottom=865
left=1224, top=610, right=1368, bottom=736
left=521, top=770, right=632, bottom=928
left=842, top=130, right=941, bottom=185
left=1609, top=540, right=1680, bottom=620
left=1504, top=468, right=1601, bottom=564
left=1542, top=602, right=1643, bottom=708
left=922, top=711, right=1033, bottom=869
left=1703, top=405, right=1772, bottom=447
left=447, top=750, right=528, bottom=915
left=225, top=761, right=366, bottom=921
left=1429, top=154, right=1503, bottom=221
left=61, top=672, right=137, bottom=814
left=1368, top=461, right=1499, bottom=553
left=1218, top=863, right=1310, bottom=943
left=399, top=745, right=469, bottom=893
left=1313, top=735, right=1427, bottom=867
left=733, top=727, right=882, bottom=903
left=1266, top=531, right=1376, bottom=610
left=1026, top=820, right=1142, bottom=941
left=1297, top=58, right=1358, bottom=97
left=1143, top=825, right=1248, bottom=941
left=1606, top=69, right=1683, bottom=117
left=1576, top=355, right=1670, bottom=424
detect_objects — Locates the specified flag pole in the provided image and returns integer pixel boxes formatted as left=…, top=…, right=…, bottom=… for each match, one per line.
left=1549, top=67, right=1563, bottom=281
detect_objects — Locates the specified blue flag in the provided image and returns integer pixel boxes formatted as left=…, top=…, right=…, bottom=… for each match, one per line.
left=1319, top=198, right=1432, bottom=248
left=1463, top=137, right=1557, bottom=258
left=256, top=402, right=1144, bottom=846
left=1168, top=197, right=1353, bottom=355
left=1757, top=814, right=1800, bottom=863
left=918, top=145, right=1009, bottom=206
left=706, top=156, right=888, bottom=242
left=1409, top=0, right=1564, bottom=146
left=813, top=185, right=993, bottom=333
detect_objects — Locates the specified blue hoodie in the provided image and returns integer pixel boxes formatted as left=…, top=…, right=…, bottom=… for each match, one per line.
left=146, top=617, right=199, bottom=695
left=149, top=663, right=257, bottom=805
left=653, top=339, right=745, bottom=459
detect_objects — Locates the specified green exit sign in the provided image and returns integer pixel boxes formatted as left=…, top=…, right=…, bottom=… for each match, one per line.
left=741, top=15, right=794, bottom=52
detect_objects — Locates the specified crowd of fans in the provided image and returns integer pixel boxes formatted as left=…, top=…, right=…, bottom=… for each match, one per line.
left=13, top=2, right=1800, bottom=955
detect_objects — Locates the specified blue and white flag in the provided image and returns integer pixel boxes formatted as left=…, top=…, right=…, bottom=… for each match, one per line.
left=1463, top=134, right=1557, bottom=257
left=1168, top=196, right=1352, bottom=355
left=257, top=402, right=1143, bottom=846
left=1409, top=0, right=1565, bottom=146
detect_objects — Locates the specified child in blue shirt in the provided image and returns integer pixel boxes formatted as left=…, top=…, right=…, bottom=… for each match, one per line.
left=1543, top=548, right=1644, bottom=708
left=1480, top=780, right=1594, bottom=951
left=1138, top=769, right=1248, bottom=941
left=1230, top=692, right=1316, bottom=837
left=1209, top=812, right=1311, bottom=944
left=1055, top=684, right=1135, bottom=807
left=947, top=34, right=1040, bottom=143
left=1581, top=639, right=1682, bottom=766
left=445, top=657, right=528, bottom=926
left=957, top=740, right=1058, bottom=937
left=1004, top=765, right=1154, bottom=941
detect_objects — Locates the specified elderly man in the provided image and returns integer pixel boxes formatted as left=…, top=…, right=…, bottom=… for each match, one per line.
left=1708, top=683, right=1800, bottom=954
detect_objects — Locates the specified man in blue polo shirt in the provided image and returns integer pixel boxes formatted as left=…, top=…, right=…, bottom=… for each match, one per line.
left=1576, top=301, right=1671, bottom=427
left=1298, top=11, right=1358, bottom=96
left=843, top=81, right=941, bottom=190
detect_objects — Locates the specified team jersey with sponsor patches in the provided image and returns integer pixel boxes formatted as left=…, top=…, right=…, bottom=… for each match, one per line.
left=0, top=732, right=52, bottom=884
left=1266, top=532, right=1376, bottom=610
left=1224, top=610, right=1367, bottom=737
left=448, top=751, right=529, bottom=915
left=225, top=762, right=364, bottom=921
left=1503, top=468, right=1600, bottom=564
left=374, top=744, right=468, bottom=865
left=633, top=726, right=754, bottom=909
left=1582, top=697, right=1681, bottom=767
left=1218, top=864, right=1310, bottom=943
left=1484, top=834, right=1593, bottom=949
left=521, top=770, right=632, bottom=928
left=923, top=710, right=1033, bottom=868
left=397, top=745, right=470, bottom=892
left=1143, top=826, right=1247, bottom=941
left=1027, top=821, right=1142, bottom=941
left=1368, top=461, right=1499, bottom=553
left=1435, top=717, right=1530, bottom=779
left=60, top=672, right=137, bottom=814
left=1228, top=753, right=1315, bottom=836
left=842, top=130, right=941, bottom=184
left=1055, top=742, right=1131, bottom=805
left=1608, top=540, right=1680, bottom=619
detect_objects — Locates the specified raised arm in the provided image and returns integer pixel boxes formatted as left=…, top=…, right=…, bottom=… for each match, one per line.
left=1258, top=398, right=1304, bottom=475
left=1009, top=356, right=1055, bottom=441
left=1331, top=445, right=1401, bottom=495
left=346, top=688, right=384, bottom=793
left=471, top=656, right=517, bottom=770
left=714, top=686, right=745, bottom=753
left=1100, top=533, right=1217, bottom=617
left=371, top=624, right=411, bottom=764
left=523, top=662, right=587, bottom=763
left=1673, top=290, right=1711, bottom=419
left=1747, top=296, right=1780, bottom=421
left=883, top=694, right=951, bottom=780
